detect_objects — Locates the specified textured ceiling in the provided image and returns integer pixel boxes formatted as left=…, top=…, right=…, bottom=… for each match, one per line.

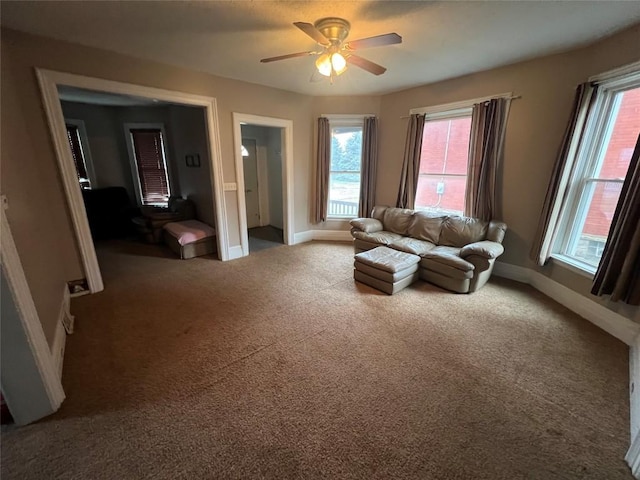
left=2, top=1, right=640, bottom=96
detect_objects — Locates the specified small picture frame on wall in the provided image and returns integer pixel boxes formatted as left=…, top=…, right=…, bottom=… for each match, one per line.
left=185, top=154, right=201, bottom=168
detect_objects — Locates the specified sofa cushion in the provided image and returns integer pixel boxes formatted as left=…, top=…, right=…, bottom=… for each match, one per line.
left=351, top=230, right=403, bottom=246
left=383, top=208, right=415, bottom=235
left=487, top=221, right=508, bottom=243
left=420, top=259, right=475, bottom=280
left=350, top=218, right=383, bottom=233
left=388, top=237, right=436, bottom=256
left=371, top=205, right=388, bottom=222
left=439, top=216, right=488, bottom=248
left=420, top=246, right=475, bottom=272
left=407, top=211, right=446, bottom=244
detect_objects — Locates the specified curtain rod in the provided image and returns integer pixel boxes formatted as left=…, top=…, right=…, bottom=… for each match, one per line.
left=400, top=95, right=522, bottom=119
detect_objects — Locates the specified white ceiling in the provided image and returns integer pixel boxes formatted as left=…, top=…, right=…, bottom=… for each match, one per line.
left=2, top=1, right=640, bottom=96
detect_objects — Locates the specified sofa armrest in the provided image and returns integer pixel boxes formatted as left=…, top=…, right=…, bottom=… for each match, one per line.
left=350, top=218, right=384, bottom=233
left=460, top=241, right=504, bottom=259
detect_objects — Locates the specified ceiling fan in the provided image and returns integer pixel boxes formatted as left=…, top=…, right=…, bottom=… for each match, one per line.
left=260, top=17, right=402, bottom=83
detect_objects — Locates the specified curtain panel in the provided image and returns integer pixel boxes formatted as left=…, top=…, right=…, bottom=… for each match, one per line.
left=314, top=117, right=331, bottom=223
left=396, top=114, right=425, bottom=209
left=591, top=133, right=640, bottom=305
left=359, top=117, right=378, bottom=217
left=529, top=83, right=599, bottom=266
left=464, top=98, right=510, bottom=221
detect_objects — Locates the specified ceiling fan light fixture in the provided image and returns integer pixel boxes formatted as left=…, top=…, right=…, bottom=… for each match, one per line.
left=331, top=53, right=347, bottom=75
left=315, top=53, right=332, bottom=77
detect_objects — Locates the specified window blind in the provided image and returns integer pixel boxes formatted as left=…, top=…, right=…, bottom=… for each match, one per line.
left=130, top=129, right=170, bottom=205
left=66, top=124, right=88, bottom=181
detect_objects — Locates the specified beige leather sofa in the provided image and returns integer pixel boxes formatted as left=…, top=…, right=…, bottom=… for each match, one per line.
left=350, top=206, right=507, bottom=293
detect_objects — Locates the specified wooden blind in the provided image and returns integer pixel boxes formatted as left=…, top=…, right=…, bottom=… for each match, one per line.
left=66, top=124, right=89, bottom=181
left=130, top=129, right=170, bottom=205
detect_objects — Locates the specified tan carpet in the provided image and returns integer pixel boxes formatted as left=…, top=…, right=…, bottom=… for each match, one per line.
left=1, top=240, right=633, bottom=479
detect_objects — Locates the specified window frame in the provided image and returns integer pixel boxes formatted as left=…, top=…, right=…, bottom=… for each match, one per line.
left=123, top=122, right=173, bottom=207
left=551, top=71, right=640, bottom=274
left=324, top=114, right=368, bottom=220
left=65, top=118, right=96, bottom=189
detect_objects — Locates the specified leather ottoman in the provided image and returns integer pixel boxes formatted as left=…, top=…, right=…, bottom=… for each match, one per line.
left=354, top=246, right=420, bottom=295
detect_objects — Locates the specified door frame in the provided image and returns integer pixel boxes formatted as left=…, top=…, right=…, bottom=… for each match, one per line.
left=232, top=113, right=294, bottom=256
left=36, top=69, right=229, bottom=293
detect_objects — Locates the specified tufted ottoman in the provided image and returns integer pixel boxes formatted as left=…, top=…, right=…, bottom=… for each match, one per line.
left=354, top=246, right=420, bottom=295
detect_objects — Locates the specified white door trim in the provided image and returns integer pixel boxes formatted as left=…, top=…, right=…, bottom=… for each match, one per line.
left=36, top=69, right=229, bottom=293
left=0, top=199, right=65, bottom=424
left=232, top=113, right=294, bottom=256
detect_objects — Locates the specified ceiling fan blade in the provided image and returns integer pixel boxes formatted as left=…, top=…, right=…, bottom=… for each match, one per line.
left=294, top=22, right=331, bottom=47
left=345, top=33, right=402, bottom=50
left=346, top=54, right=387, bottom=76
left=260, top=51, right=316, bottom=63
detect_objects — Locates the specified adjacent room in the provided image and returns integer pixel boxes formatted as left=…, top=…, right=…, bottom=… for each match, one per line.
left=1, top=1, right=639, bottom=479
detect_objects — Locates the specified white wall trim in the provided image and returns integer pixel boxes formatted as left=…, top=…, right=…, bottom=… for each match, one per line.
left=410, top=92, right=514, bottom=116
left=0, top=200, right=65, bottom=423
left=52, top=313, right=66, bottom=380
left=232, top=113, right=294, bottom=257
left=293, top=231, right=315, bottom=244
left=628, top=334, right=640, bottom=477
left=35, top=69, right=230, bottom=280
left=494, top=261, right=640, bottom=345
left=227, top=245, right=245, bottom=261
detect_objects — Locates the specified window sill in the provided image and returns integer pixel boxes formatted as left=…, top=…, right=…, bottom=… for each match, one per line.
left=326, top=216, right=357, bottom=221
left=550, top=254, right=596, bottom=279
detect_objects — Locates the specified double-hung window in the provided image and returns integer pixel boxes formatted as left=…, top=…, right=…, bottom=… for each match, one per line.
left=65, top=119, right=94, bottom=190
left=125, top=124, right=172, bottom=207
left=415, top=108, right=472, bottom=215
left=553, top=73, right=640, bottom=273
left=327, top=117, right=364, bottom=218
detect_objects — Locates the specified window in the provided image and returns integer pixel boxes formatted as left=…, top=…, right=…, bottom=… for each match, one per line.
left=125, top=125, right=171, bottom=206
left=415, top=109, right=472, bottom=215
left=327, top=119, right=363, bottom=218
left=65, top=120, right=94, bottom=190
left=553, top=75, right=640, bottom=273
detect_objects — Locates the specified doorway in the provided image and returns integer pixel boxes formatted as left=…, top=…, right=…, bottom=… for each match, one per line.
left=36, top=69, right=228, bottom=293
left=233, top=113, right=294, bottom=256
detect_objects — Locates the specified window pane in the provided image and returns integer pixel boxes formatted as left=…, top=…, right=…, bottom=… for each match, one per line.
left=415, top=175, right=466, bottom=215
left=596, top=88, right=640, bottom=180
left=419, top=117, right=471, bottom=175
left=328, top=172, right=359, bottom=217
left=569, top=181, right=622, bottom=267
left=328, top=125, right=362, bottom=217
left=415, top=114, right=471, bottom=214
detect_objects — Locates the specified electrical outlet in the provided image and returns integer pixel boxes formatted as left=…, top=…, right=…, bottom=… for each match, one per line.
left=436, top=182, right=445, bottom=195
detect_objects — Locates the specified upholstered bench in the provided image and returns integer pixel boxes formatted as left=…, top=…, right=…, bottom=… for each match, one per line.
left=354, top=246, right=420, bottom=295
left=162, top=220, right=216, bottom=259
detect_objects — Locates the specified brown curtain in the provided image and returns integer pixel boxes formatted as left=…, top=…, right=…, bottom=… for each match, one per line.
left=465, top=98, right=510, bottom=221
left=359, top=117, right=378, bottom=217
left=529, top=83, right=599, bottom=266
left=591, top=134, right=640, bottom=305
left=396, top=114, right=425, bottom=209
left=314, top=117, right=331, bottom=223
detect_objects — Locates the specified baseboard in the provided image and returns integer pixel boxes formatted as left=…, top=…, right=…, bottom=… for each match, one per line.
left=293, top=230, right=352, bottom=244
left=227, top=245, right=244, bottom=260
left=629, top=335, right=640, bottom=478
left=293, top=230, right=315, bottom=244
left=494, top=261, right=640, bottom=346
left=51, top=285, right=72, bottom=380
left=311, top=230, right=352, bottom=242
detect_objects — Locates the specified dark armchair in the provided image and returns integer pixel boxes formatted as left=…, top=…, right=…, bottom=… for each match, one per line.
left=132, top=196, right=196, bottom=243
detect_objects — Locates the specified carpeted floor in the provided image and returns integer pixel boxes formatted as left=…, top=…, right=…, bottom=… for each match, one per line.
left=0, top=240, right=633, bottom=479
